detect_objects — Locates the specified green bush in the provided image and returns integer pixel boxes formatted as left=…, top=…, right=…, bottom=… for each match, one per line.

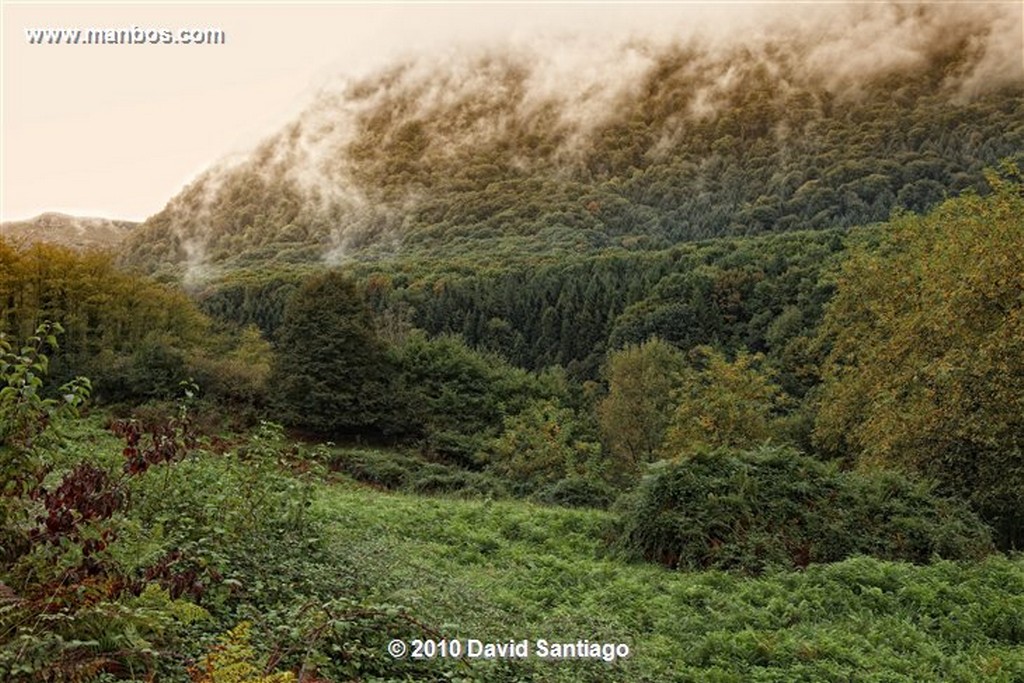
left=534, top=477, right=617, bottom=509
left=614, top=446, right=994, bottom=573
left=331, top=448, right=413, bottom=489
left=329, top=447, right=506, bottom=498
left=389, top=331, right=551, bottom=464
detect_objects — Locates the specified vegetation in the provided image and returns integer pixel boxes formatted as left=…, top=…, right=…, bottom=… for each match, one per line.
left=270, top=271, right=392, bottom=434
left=4, top=164, right=1023, bottom=679
left=315, top=485, right=1024, bottom=682
left=597, top=338, right=684, bottom=478
left=614, top=446, right=993, bottom=573
left=119, top=31, right=1023, bottom=275
left=815, top=167, right=1024, bottom=547
left=662, top=347, right=786, bottom=453
left=0, top=241, right=269, bottom=410
left=3, top=17, right=1023, bottom=676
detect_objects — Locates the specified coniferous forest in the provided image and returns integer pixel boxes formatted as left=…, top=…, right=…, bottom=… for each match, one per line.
left=2, top=4, right=1024, bottom=681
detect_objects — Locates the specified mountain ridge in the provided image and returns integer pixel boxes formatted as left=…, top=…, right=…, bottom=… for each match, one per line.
left=1, top=212, right=138, bottom=251
left=100, top=4, right=1024, bottom=276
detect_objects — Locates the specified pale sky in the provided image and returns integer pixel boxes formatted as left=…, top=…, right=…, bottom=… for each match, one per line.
left=2, top=2, right=776, bottom=223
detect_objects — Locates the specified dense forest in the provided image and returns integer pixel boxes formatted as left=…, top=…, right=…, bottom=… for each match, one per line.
left=3, top=4, right=1024, bottom=680
left=119, top=8, right=1023, bottom=277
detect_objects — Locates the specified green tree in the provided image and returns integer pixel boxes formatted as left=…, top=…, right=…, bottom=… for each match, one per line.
left=814, top=167, right=1024, bottom=548
left=597, top=338, right=685, bottom=479
left=389, top=332, right=526, bottom=461
left=271, top=271, right=391, bottom=434
left=490, top=399, right=601, bottom=492
left=663, top=346, right=784, bottom=454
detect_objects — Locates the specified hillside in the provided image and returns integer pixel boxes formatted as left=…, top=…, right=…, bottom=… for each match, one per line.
left=119, top=3, right=1023, bottom=278
left=312, top=481, right=1024, bottom=682
left=1, top=213, right=137, bottom=251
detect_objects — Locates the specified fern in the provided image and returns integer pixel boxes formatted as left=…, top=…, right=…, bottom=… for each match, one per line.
left=132, top=583, right=210, bottom=626
left=189, top=621, right=294, bottom=683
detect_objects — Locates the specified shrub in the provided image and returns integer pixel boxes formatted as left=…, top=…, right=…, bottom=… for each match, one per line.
left=329, top=448, right=506, bottom=498
left=0, top=324, right=208, bottom=681
left=488, top=399, right=602, bottom=493
left=389, top=331, right=551, bottom=464
left=534, top=477, right=618, bottom=509
left=188, top=621, right=294, bottom=683
left=613, top=446, right=994, bottom=573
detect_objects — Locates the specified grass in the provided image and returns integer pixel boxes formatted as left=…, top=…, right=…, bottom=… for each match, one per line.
left=27, top=417, right=1024, bottom=682
left=315, top=482, right=1024, bottom=682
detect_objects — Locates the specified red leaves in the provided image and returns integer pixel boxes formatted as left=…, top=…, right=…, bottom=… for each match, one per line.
left=112, top=413, right=198, bottom=476
left=30, top=463, right=123, bottom=554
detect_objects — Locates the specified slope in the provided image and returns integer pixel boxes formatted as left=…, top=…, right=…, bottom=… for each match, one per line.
left=119, top=3, right=1024, bottom=278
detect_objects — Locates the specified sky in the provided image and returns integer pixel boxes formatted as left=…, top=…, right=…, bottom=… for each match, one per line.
left=0, top=2, right=780, bottom=223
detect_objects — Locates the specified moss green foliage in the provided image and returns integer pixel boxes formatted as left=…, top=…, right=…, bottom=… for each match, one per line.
left=597, top=337, right=684, bottom=477
left=532, top=476, right=618, bottom=509
left=271, top=273, right=573, bottom=460
left=387, top=229, right=849, bottom=386
left=613, top=447, right=994, bottom=573
left=2, top=331, right=1020, bottom=681
left=815, top=168, right=1024, bottom=547
left=388, top=331, right=556, bottom=462
left=193, top=227, right=848, bottom=413
left=329, top=446, right=506, bottom=497
left=488, top=399, right=602, bottom=492
left=0, top=322, right=90, bottom=463
left=0, top=326, right=205, bottom=681
left=0, top=240, right=270, bottom=410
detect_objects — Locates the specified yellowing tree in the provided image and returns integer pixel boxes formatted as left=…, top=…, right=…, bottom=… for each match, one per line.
left=490, top=399, right=601, bottom=490
left=814, top=166, right=1024, bottom=548
left=662, top=346, right=784, bottom=454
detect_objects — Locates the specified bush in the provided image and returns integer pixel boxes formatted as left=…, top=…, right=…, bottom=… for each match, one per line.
left=389, top=332, right=551, bottom=464
left=330, top=448, right=506, bottom=498
left=487, top=399, right=602, bottom=493
left=331, top=448, right=413, bottom=489
left=613, top=446, right=994, bottom=573
left=410, top=467, right=505, bottom=497
left=534, top=477, right=618, bottom=509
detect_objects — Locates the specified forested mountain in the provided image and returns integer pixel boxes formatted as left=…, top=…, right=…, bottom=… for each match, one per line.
left=196, top=228, right=851, bottom=390
left=1, top=213, right=137, bottom=251
left=120, top=3, right=1023, bottom=277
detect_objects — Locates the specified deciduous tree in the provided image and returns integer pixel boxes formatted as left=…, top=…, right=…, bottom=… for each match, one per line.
left=597, top=338, right=684, bottom=478
left=815, top=166, right=1024, bottom=547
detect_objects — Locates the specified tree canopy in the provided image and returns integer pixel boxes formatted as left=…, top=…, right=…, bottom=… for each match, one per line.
left=270, top=271, right=392, bottom=434
left=814, top=167, right=1024, bottom=547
